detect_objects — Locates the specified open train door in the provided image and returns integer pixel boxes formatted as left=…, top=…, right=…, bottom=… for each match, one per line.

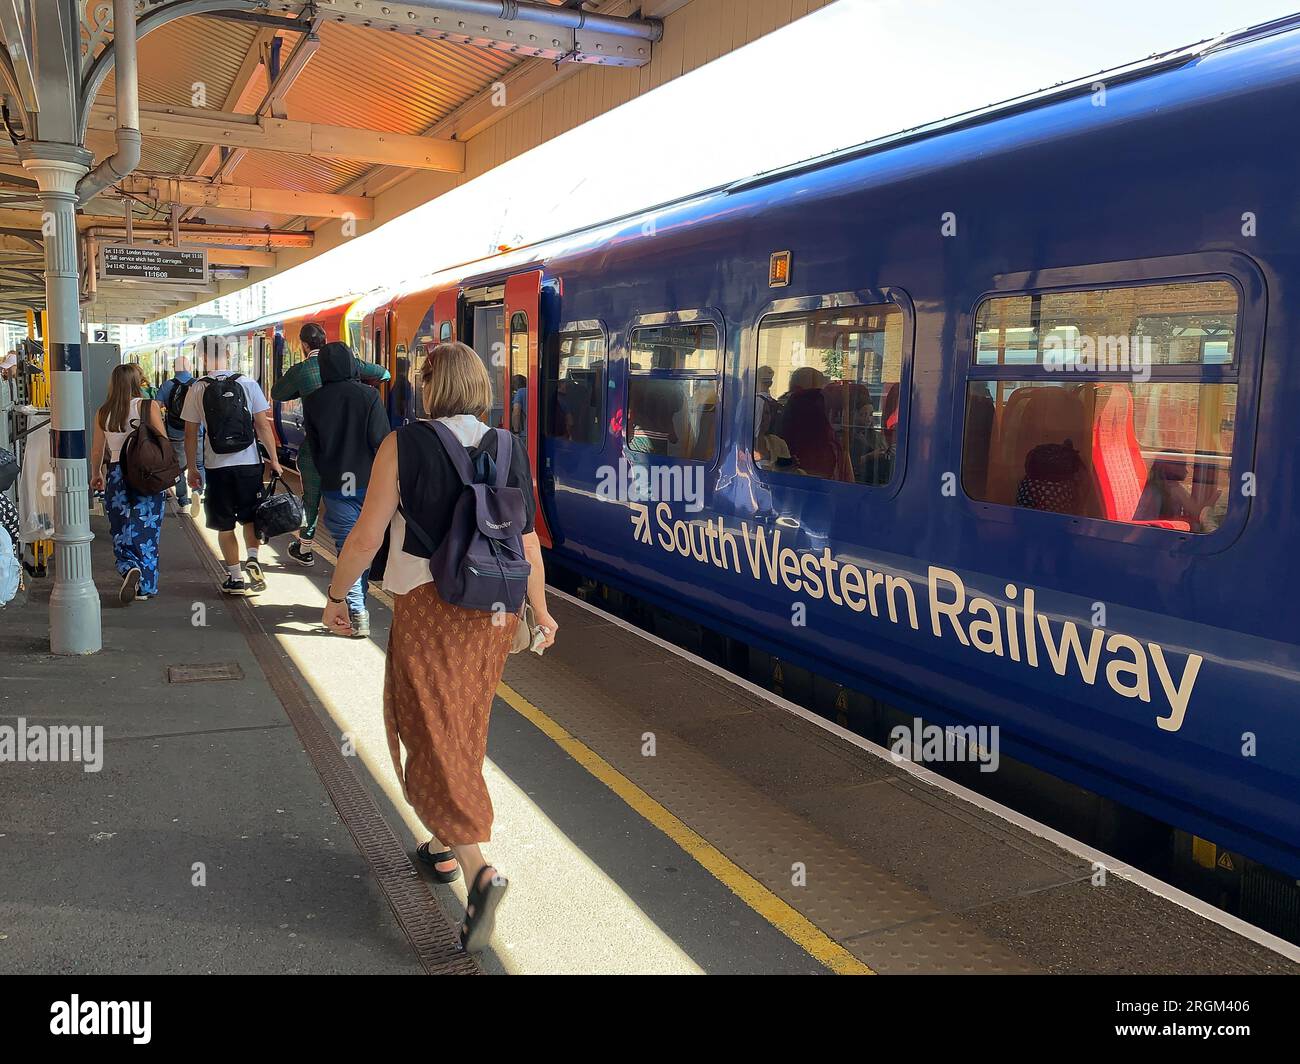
left=504, top=270, right=552, bottom=548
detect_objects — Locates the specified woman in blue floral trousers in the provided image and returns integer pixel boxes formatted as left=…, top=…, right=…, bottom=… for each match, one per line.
left=103, top=464, right=165, bottom=597
left=90, top=364, right=168, bottom=604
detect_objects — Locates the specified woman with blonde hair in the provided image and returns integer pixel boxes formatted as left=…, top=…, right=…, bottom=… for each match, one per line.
left=89, top=363, right=169, bottom=603
left=322, top=341, right=558, bottom=953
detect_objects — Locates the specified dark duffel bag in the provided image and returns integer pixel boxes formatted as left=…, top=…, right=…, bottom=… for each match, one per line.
left=0, top=448, right=16, bottom=493
left=254, top=475, right=304, bottom=542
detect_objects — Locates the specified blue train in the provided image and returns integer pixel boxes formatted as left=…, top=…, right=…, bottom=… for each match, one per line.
left=141, top=15, right=1300, bottom=884
left=492, top=16, right=1300, bottom=880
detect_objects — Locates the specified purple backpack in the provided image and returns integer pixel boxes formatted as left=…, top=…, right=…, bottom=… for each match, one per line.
left=405, top=421, right=531, bottom=613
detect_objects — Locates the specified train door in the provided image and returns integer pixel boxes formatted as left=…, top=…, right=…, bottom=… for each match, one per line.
left=460, top=283, right=506, bottom=428
left=504, top=270, right=552, bottom=547
left=271, top=328, right=299, bottom=448
left=372, top=309, right=390, bottom=372
left=473, top=302, right=506, bottom=428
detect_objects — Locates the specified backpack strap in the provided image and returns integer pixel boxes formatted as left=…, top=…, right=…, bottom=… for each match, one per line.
left=396, top=503, right=435, bottom=554
left=426, top=419, right=477, bottom=486
left=491, top=428, right=511, bottom=489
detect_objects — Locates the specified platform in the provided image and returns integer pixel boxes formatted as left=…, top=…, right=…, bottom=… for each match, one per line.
left=2, top=505, right=1298, bottom=975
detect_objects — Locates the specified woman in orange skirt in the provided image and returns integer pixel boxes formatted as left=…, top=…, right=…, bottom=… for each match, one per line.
left=323, top=342, right=558, bottom=952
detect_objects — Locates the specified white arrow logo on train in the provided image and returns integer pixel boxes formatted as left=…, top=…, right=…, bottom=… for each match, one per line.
left=630, top=503, right=652, bottom=544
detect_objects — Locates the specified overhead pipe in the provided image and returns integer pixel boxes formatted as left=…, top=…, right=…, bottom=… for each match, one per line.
left=385, top=0, right=663, bottom=41
left=76, top=0, right=141, bottom=206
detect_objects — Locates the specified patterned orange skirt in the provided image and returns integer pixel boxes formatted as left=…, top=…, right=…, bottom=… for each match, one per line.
left=383, top=582, right=518, bottom=845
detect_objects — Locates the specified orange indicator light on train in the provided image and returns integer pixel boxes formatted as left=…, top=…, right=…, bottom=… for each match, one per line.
left=769, top=250, right=791, bottom=287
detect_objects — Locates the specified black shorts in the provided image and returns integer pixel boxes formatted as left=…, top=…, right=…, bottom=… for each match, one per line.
left=203, top=464, right=265, bottom=532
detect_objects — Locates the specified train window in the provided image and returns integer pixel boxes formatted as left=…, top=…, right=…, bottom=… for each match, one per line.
left=962, top=279, right=1240, bottom=533
left=509, top=312, right=529, bottom=435
left=754, top=304, right=903, bottom=485
left=626, top=323, right=720, bottom=461
left=439, top=322, right=452, bottom=342
left=544, top=329, right=605, bottom=444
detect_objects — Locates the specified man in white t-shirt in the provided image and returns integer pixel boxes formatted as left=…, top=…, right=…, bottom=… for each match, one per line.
left=181, top=335, right=283, bottom=596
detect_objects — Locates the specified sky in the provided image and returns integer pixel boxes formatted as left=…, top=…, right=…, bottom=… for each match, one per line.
left=174, top=0, right=1300, bottom=321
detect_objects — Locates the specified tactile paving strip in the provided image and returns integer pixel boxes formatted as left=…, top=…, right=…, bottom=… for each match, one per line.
left=181, top=519, right=477, bottom=976
left=504, top=593, right=1300, bottom=975
left=504, top=632, right=1039, bottom=973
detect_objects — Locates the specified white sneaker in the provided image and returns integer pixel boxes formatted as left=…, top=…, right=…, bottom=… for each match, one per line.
left=179, top=502, right=192, bottom=516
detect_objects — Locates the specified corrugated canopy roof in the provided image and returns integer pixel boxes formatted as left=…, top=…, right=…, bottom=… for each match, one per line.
left=30, top=0, right=669, bottom=323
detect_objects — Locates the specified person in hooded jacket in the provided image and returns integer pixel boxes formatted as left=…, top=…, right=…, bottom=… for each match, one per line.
left=305, top=341, right=391, bottom=637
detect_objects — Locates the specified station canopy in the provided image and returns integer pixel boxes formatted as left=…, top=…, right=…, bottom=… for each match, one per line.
left=0, top=0, right=706, bottom=324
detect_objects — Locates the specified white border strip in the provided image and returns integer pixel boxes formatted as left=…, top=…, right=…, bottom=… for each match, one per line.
left=549, top=586, right=1300, bottom=963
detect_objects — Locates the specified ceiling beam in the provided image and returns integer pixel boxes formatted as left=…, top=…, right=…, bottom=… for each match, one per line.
left=118, top=175, right=373, bottom=221
left=84, top=226, right=314, bottom=249
left=198, top=248, right=275, bottom=269
left=190, top=15, right=327, bottom=215
left=83, top=301, right=191, bottom=314
left=87, top=102, right=466, bottom=172
left=92, top=284, right=217, bottom=301
left=313, top=0, right=650, bottom=220
left=0, top=233, right=41, bottom=252
left=181, top=23, right=277, bottom=201
left=0, top=208, right=318, bottom=247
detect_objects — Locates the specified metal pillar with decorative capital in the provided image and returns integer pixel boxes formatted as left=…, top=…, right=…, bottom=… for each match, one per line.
left=19, top=141, right=102, bottom=655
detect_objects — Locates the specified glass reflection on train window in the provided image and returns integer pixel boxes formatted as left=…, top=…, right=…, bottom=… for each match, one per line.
left=509, top=312, right=529, bottom=436
left=626, top=323, right=720, bottom=461
left=963, top=279, right=1240, bottom=533
left=974, top=280, right=1238, bottom=367
left=754, top=304, right=903, bottom=485
left=389, top=350, right=416, bottom=428
left=545, top=330, right=605, bottom=445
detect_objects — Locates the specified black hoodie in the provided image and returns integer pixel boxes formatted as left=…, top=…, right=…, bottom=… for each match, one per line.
left=304, top=342, right=390, bottom=492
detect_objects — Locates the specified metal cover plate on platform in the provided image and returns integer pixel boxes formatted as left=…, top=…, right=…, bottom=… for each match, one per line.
left=166, top=662, right=245, bottom=684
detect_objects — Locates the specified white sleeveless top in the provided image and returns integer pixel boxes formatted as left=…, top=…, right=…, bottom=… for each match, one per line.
left=382, top=415, right=491, bottom=596
left=104, top=397, right=144, bottom=462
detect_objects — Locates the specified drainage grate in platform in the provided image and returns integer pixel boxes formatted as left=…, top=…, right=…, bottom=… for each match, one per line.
left=166, top=662, right=245, bottom=684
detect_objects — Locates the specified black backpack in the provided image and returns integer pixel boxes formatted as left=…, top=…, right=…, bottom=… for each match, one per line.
left=164, top=376, right=191, bottom=433
left=200, top=373, right=255, bottom=454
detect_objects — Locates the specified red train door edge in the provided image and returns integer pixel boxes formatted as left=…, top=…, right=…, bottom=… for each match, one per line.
left=504, top=270, right=551, bottom=548
left=434, top=287, right=459, bottom=342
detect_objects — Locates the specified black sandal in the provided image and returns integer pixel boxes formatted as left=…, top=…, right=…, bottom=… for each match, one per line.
left=461, top=866, right=509, bottom=954
left=415, top=842, right=462, bottom=884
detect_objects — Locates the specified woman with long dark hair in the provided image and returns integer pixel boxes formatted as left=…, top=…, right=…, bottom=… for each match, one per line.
left=322, top=341, right=558, bottom=953
left=89, top=363, right=169, bottom=604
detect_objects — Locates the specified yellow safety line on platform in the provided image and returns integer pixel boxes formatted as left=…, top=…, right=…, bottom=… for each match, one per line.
left=312, top=539, right=873, bottom=975
left=493, top=682, right=874, bottom=975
